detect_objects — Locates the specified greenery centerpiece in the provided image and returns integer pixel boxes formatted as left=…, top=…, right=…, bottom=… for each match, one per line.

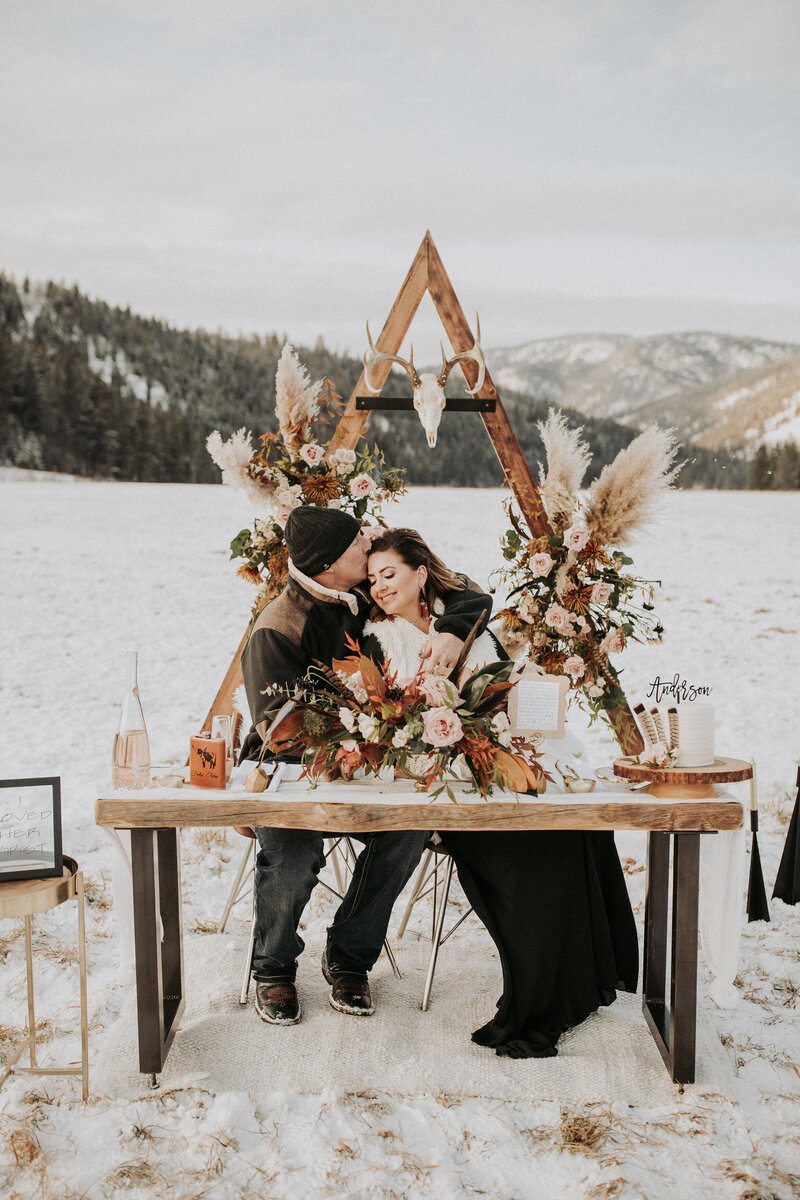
left=262, top=640, right=548, bottom=800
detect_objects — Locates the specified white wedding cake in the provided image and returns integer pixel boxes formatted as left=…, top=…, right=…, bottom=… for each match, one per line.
left=675, top=704, right=715, bottom=768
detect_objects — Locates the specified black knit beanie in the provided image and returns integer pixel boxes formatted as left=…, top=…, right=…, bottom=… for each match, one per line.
left=285, top=507, right=362, bottom=577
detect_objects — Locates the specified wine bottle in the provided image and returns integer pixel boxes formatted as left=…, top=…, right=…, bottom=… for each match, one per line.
left=112, top=651, right=151, bottom=789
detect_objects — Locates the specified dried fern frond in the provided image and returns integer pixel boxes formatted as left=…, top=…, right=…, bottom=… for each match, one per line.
left=584, top=426, right=679, bottom=547
left=275, top=343, right=321, bottom=452
left=538, top=409, right=592, bottom=531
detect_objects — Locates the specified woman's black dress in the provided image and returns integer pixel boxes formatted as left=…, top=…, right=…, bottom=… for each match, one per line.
left=440, top=828, right=639, bottom=1057
left=360, top=619, right=639, bottom=1058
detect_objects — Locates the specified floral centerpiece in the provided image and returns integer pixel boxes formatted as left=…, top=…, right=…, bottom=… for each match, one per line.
left=493, top=411, right=678, bottom=743
left=262, top=640, right=548, bottom=800
left=207, top=344, right=405, bottom=618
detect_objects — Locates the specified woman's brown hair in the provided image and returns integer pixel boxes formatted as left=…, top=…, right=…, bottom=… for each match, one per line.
left=366, top=527, right=465, bottom=621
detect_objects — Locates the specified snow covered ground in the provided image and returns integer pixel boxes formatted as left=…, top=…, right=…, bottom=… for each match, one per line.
left=1, top=473, right=799, bottom=1199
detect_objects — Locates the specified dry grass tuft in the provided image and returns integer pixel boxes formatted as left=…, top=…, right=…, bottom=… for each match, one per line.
left=587, top=1179, right=627, bottom=1200
left=0, top=927, right=24, bottom=962
left=190, top=919, right=221, bottom=935
left=8, top=1127, right=40, bottom=1165
left=82, top=875, right=112, bottom=910
left=560, top=1106, right=612, bottom=1154
left=0, top=1017, right=55, bottom=1052
left=772, top=978, right=799, bottom=1008
left=343, top=1088, right=392, bottom=1117
left=105, top=1160, right=163, bottom=1189
left=431, top=1089, right=463, bottom=1108
left=193, top=828, right=229, bottom=854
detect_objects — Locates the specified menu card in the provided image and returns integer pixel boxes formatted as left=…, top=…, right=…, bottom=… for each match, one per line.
left=507, top=667, right=568, bottom=738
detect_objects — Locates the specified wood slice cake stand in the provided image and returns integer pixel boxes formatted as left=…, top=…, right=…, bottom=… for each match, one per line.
left=613, top=756, right=752, bottom=800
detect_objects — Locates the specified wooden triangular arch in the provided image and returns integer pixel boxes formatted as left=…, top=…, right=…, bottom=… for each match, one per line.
left=203, top=233, right=644, bottom=755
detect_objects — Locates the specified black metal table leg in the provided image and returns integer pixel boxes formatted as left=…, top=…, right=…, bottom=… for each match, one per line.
left=642, top=830, right=701, bottom=1085
left=130, top=828, right=185, bottom=1077
left=670, top=832, right=700, bottom=1084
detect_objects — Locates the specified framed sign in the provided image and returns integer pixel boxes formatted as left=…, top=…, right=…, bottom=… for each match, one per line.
left=507, top=669, right=569, bottom=739
left=0, top=777, right=63, bottom=883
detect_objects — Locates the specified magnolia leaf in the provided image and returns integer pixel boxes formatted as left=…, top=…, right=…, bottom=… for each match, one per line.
left=493, top=750, right=530, bottom=793
left=358, top=655, right=387, bottom=704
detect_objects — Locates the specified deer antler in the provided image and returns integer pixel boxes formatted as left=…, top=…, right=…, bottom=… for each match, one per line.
left=437, top=313, right=486, bottom=395
left=363, top=322, right=422, bottom=394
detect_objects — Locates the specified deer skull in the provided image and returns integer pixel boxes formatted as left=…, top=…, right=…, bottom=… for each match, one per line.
left=362, top=317, right=486, bottom=448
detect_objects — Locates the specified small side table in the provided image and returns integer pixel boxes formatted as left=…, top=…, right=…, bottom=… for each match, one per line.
left=0, top=855, right=89, bottom=1100
left=613, top=756, right=751, bottom=1084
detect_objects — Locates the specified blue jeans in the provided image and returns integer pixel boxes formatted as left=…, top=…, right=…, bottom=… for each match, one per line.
left=251, top=826, right=429, bottom=982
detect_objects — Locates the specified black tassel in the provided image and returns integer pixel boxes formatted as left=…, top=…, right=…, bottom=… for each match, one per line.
left=772, top=764, right=800, bottom=905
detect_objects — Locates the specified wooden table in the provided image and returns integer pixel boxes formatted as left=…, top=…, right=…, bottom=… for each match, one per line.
left=95, top=776, right=745, bottom=1087
left=613, top=757, right=752, bottom=1085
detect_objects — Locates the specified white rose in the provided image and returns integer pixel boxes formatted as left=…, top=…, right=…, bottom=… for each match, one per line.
left=357, top=713, right=380, bottom=742
left=339, top=707, right=357, bottom=733
left=392, top=727, right=409, bottom=748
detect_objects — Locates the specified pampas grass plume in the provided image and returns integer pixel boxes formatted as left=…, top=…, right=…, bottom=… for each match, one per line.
left=206, top=427, right=277, bottom=509
left=584, top=426, right=679, bottom=547
left=538, top=409, right=591, bottom=530
left=275, top=342, right=321, bottom=451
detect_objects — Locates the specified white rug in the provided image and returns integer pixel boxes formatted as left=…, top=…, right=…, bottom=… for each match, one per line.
left=94, top=930, right=735, bottom=1106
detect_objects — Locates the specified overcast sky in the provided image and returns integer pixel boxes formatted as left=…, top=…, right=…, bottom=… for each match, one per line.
left=2, top=0, right=799, bottom=354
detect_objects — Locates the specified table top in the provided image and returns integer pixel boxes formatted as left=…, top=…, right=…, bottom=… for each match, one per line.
left=95, top=776, right=744, bottom=834
left=613, top=756, right=753, bottom=786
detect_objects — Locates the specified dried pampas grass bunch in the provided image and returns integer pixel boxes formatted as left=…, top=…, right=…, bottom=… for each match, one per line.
left=538, top=409, right=592, bottom=530
left=584, top=426, right=679, bottom=547
left=206, top=428, right=273, bottom=509
left=275, top=342, right=321, bottom=452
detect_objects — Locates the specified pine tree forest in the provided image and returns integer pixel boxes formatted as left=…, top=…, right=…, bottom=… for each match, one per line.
left=1, top=273, right=793, bottom=490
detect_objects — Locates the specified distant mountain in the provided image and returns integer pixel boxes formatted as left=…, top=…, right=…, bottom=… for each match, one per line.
left=488, top=332, right=800, bottom=451
left=2, top=273, right=791, bottom=488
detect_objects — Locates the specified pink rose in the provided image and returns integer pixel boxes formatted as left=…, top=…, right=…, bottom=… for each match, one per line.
left=564, top=525, right=589, bottom=552
left=274, top=506, right=293, bottom=528
left=591, top=581, right=613, bottom=604
left=563, top=655, right=586, bottom=680
left=530, top=552, right=554, bottom=577
left=601, top=627, right=625, bottom=655
left=544, top=603, right=571, bottom=631
left=299, top=443, right=325, bottom=466
left=418, top=675, right=460, bottom=707
left=349, top=473, right=376, bottom=499
left=421, top=707, right=463, bottom=748
left=333, top=448, right=357, bottom=465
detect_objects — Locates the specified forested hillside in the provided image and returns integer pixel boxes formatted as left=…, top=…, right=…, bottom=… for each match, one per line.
left=0, top=274, right=760, bottom=488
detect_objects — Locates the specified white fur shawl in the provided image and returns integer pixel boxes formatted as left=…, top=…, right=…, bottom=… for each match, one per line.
left=362, top=617, right=501, bottom=680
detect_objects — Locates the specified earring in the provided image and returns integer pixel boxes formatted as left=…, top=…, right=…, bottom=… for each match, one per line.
left=419, top=589, right=430, bottom=620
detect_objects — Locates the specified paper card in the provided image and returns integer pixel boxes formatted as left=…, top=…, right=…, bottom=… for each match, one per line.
left=507, top=670, right=569, bottom=738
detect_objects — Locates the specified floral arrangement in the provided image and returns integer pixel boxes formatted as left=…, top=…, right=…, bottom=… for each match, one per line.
left=207, top=344, right=405, bottom=616
left=263, top=640, right=548, bottom=801
left=494, top=411, right=678, bottom=736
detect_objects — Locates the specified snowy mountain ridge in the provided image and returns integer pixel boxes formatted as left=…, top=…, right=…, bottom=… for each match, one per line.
left=488, top=331, right=800, bottom=450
